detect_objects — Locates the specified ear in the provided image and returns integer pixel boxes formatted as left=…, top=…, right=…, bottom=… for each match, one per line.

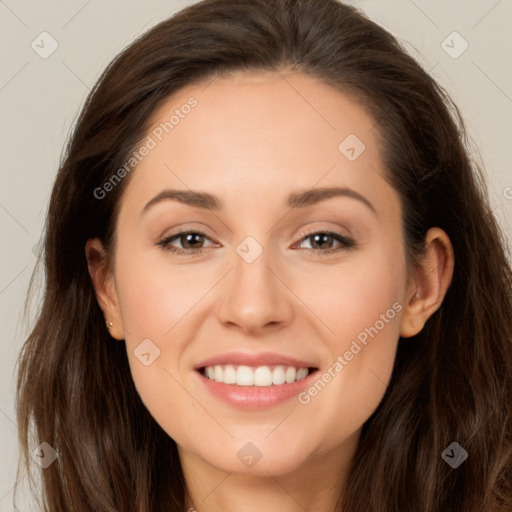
left=85, top=238, right=125, bottom=340
left=400, top=227, right=455, bottom=338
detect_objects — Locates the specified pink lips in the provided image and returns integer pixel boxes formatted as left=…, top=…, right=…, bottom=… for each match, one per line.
left=194, top=351, right=319, bottom=410
left=194, top=351, right=317, bottom=370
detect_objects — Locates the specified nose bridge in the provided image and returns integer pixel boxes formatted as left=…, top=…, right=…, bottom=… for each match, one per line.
left=234, top=236, right=272, bottom=291
left=216, top=234, right=293, bottom=332
left=232, top=234, right=278, bottom=305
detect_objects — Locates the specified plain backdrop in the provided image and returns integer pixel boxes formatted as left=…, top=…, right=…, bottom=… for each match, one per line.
left=1, top=0, right=511, bottom=510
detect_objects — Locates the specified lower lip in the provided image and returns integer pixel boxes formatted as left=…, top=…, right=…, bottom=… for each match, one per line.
left=196, top=370, right=318, bottom=409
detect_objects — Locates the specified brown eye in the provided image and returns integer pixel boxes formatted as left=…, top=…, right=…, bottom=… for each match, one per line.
left=157, top=230, right=214, bottom=254
left=295, top=231, right=355, bottom=255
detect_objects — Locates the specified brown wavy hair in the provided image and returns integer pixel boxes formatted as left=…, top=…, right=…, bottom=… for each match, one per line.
left=15, top=0, right=512, bottom=510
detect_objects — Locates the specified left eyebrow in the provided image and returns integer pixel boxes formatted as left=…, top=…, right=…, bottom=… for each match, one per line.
left=140, top=186, right=377, bottom=216
left=286, top=186, right=377, bottom=215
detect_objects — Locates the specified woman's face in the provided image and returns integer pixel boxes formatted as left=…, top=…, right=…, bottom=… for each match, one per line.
left=100, top=70, right=413, bottom=476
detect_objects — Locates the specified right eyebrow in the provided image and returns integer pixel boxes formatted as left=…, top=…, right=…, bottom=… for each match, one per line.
left=140, top=185, right=377, bottom=217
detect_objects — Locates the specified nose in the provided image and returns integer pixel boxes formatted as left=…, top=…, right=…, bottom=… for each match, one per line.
left=216, top=242, right=294, bottom=335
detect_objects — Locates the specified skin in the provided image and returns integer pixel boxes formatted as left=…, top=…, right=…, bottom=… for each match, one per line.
left=86, top=69, right=454, bottom=512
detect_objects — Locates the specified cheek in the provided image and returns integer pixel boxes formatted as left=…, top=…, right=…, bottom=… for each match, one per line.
left=113, top=254, right=202, bottom=437
left=114, top=247, right=214, bottom=340
left=112, top=249, right=220, bottom=429
left=294, top=244, right=405, bottom=442
left=301, top=239, right=405, bottom=344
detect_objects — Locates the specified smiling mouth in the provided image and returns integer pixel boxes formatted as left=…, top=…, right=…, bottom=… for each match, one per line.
left=199, top=364, right=318, bottom=387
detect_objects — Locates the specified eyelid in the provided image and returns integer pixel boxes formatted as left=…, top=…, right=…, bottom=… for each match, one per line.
left=295, top=224, right=351, bottom=241
left=158, top=223, right=216, bottom=241
left=158, top=229, right=217, bottom=249
left=292, top=227, right=355, bottom=253
left=158, top=223, right=350, bottom=244
left=157, top=224, right=356, bottom=256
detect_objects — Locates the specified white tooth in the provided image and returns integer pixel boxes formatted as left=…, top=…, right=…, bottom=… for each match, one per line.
left=285, top=366, right=296, bottom=384
left=206, top=364, right=308, bottom=386
left=272, top=365, right=286, bottom=385
left=296, top=368, right=309, bottom=381
left=254, top=366, right=273, bottom=386
left=237, top=365, right=254, bottom=386
left=223, top=364, right=237, bottom=384
left=214, top=365, right=223, bottom=382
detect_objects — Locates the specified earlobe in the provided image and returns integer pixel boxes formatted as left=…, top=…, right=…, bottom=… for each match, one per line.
left=85, top=238, right=125, bottom=340
left=400, top=227, right=455, bottom=338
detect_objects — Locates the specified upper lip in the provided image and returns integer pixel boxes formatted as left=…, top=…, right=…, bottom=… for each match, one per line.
left=194, top=351, right=318, bottom=370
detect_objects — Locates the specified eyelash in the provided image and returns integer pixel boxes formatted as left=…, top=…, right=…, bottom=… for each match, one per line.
left=156, top=229, right=356, bottom=256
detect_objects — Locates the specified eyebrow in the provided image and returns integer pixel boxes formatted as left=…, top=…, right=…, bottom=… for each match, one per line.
left=141, top=186, right=377, bottom=216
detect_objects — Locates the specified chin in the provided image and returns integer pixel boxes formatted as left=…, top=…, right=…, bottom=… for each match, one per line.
left=189, top=437, right=315, bottom=477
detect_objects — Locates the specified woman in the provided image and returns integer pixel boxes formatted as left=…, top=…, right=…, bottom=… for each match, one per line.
left=15, top=0, right=512, bottom=510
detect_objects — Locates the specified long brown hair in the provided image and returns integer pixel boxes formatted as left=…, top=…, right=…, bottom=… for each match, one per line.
left=15, top=0, right=512, bottom=510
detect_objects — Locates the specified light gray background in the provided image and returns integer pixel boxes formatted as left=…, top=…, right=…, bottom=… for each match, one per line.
left=1, top=0, right=511, bottom=510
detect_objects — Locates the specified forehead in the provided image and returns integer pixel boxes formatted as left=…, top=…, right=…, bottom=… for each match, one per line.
left=145, top=69, right=378, bottom=162
left=119, top=70, right=393, bottom=216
